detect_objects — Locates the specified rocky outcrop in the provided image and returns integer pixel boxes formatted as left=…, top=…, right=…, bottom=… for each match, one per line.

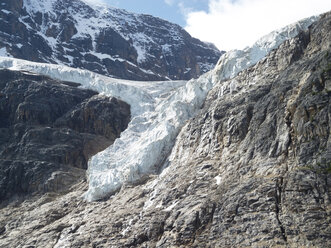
left=0, top=12, right=330, bottom=248
left=0, top=0, right=222, bottom=81
left=0, top=69, right=130, bottom=201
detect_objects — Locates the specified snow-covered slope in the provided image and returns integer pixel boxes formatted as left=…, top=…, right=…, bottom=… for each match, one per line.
left=214, top=15, right=319, bottom=82
left=0, top=0, right=222, bottom=81
left=0, top=14, right=318, bottom=201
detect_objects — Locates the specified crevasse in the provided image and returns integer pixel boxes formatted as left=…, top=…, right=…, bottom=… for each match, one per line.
left=0, top=15, right=318, bottom=201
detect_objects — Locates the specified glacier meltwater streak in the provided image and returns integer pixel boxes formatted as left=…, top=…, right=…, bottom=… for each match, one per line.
left=0, top=15, right=317, bottom=201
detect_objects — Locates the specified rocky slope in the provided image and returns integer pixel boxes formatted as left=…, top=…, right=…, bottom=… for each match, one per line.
left=0, top=11, right=330, bottom=248
left=0, top=69, right=130, bottom=201
left=0, top=0, right=222, bottom=81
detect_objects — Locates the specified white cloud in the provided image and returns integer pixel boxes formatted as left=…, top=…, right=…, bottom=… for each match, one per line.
left=165, top=0, right=175, bottom=6
left=185, top=0, right=331, bottom=51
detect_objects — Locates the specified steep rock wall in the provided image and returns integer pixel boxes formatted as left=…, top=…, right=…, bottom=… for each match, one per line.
left=0, top=69, right=130, bottom=201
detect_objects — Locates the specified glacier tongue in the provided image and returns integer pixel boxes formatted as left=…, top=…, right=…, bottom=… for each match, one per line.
left=85, top=71, right=215, bottom=201
left=0, top=14, right=318, bottom=201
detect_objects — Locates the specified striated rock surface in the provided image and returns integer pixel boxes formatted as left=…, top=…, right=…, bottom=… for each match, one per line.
left=0, top=69, right=130, bottom=201
left=0, top=0, right=222, bottom=81
left=0, top=12, right=331, bottom=248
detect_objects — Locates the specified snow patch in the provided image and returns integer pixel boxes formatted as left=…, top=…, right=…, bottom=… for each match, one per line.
left=215, top=176, right=222, bottom=185
left=0, top=47, right=12, bottom=57
left=164, top=200, right=179, bottom=211
left=23, top=0, right=54, bottom=15
left=18, top=17, right=33, bottom=30
left=131, top=33, right=152, bottom=63
left=88, top=51, right=114, bottom=60
left=133, top=44, right=147, bottom=64
left=63, top=54, right=74, bottom=64
left=184, top=68, right=192, bottom=74
left=1, top=9, right=11, bottom=14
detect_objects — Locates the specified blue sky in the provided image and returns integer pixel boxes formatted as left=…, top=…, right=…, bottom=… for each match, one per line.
left=86, top=0, right=331, bottom=51
left=102, top=0, right=209, bottom=27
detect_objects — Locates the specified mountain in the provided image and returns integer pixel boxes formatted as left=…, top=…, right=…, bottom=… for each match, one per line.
left=0, top=0, right=222, bottom=81
left=0, top=10, right=330, bottom=248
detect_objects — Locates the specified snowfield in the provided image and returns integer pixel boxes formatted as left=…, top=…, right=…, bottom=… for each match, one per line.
left=0, top=15, right=318, bottom=201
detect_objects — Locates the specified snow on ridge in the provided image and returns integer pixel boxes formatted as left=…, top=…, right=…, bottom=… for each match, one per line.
left=21, top=0, right=184, bottom=66
left=79, top=0, right=108, bottom=9
left=0, top=14, right=320, bottom=202
left=23, top=0, right=55, bottom=15
left=215, top=15, right=319, bottom=82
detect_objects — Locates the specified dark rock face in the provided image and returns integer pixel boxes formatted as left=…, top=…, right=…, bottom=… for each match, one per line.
left=0, top=0, right=223, bottom=81
left=0, top=12, right=330, bottom=248
left=0, top=69, right=130, bottom=201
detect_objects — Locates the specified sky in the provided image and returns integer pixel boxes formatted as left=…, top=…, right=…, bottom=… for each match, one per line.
left=86, top=0, right=331, bottom=51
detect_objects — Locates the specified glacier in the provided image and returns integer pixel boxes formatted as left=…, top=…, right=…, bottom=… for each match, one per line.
left=0, top=15, right=318, bottom=201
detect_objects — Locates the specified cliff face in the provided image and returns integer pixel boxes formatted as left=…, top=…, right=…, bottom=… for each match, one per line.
left=0, top=0, right=222, bottom=81
left=0, top=69, right=130, bottom=201
left=149, top=13, right=330, bottom=246
left=0, top=12, right=330, bottom=248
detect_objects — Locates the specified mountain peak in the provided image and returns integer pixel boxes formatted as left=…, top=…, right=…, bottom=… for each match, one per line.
left=0, top=0, right=223, bottom=81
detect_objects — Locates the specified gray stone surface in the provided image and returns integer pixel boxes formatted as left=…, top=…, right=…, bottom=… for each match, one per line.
left=0, top=69, right=130, bottom=201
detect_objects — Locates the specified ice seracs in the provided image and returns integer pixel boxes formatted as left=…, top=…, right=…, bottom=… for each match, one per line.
left=0, top=14, right=319, bottom=201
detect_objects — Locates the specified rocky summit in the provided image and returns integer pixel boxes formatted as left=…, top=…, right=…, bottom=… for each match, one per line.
left=0, top=8, right=330, bottom=248
left=0, top=0, right=222, bottom=81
